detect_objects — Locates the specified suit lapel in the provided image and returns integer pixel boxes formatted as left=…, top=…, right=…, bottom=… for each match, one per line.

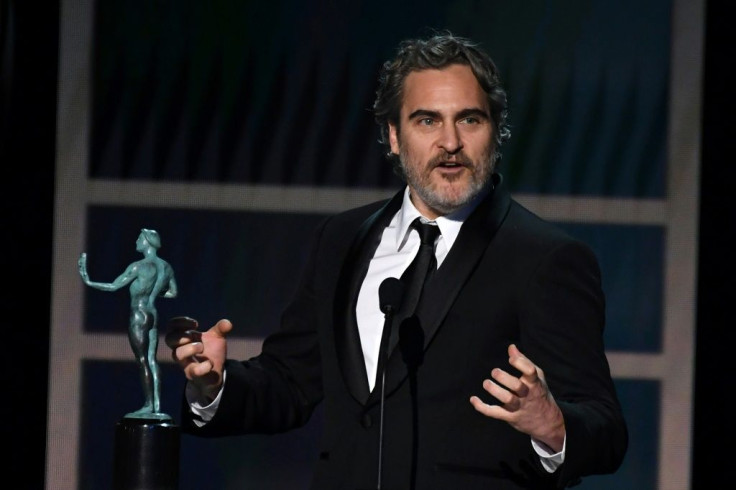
left=368, top=174, right=510, bottom=405
left=334, top=190, right=404, bottom=404
left=416, top=173, right=510, bottom=350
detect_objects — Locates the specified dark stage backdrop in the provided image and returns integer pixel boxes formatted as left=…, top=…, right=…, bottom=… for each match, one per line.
left=23, top=0, right=703, bottom=488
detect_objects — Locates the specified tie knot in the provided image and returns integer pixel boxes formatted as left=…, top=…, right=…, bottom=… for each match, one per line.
left=411, top=218, right=441, bottom=246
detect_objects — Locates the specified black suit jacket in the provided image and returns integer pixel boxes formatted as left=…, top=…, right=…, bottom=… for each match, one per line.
left=182, top=174, right=628, bottom=489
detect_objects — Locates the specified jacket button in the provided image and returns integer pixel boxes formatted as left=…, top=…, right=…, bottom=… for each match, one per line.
left=361, top=413, right=372, bottom=428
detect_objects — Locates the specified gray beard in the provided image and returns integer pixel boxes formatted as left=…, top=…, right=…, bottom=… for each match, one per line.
left=399, top=150, right=495, bottom=216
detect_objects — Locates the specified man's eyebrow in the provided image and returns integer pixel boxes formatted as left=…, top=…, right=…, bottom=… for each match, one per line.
left=407, top=109, right=441, bottom=120
left=406, top=108, right=490, bottom=120
left=456, top=108, right=490, bottom=120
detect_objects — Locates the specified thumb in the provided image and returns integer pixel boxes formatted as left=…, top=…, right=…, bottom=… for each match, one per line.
left=210, top=318, right=233, bottom=338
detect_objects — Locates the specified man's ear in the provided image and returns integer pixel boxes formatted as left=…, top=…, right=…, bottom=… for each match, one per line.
left=388, top=122, right=400, bottom=155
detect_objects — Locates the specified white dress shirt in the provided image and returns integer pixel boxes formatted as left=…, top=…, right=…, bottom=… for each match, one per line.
left=356, top=186, right=473, bottom=391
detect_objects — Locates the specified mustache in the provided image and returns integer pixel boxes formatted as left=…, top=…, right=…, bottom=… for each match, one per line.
left=428, top=151, right=473, bottom=167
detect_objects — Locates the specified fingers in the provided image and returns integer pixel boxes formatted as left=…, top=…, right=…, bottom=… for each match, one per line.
left=210, top=318, right=233, bottom=338
left=165, top=317, right=231, bottom=371
left=173, top=339, right=205, bottom=366
left=469, top=392, right=517, bottom=423
left=486, top=377, right=522, bottom=410
left=469, top=344, right=540, bottom=416
left=470, top=394, right=498, bottom=416
left=507, top=344, right=538, bottom=381
left=164, top=316, right=199, bottom=349
left=187, top=357, right=215, bottom=377
left=490, top=367, right=529, bottom=398
left=168, top=315, right=198, bottom=331
left=471, top=345, right=564, bottom=445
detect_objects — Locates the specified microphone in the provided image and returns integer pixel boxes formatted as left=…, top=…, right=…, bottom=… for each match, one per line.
left=376, top=277, right=404, bottom=489
left=379, top=276, right=404, bottom=314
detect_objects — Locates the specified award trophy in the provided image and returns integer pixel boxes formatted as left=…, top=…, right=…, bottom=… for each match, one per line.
left=79, top=228, right=180, bottom=489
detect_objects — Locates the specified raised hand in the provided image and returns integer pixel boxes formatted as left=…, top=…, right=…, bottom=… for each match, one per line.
left=165, top=317, right=233, bottom=403
left=470, top=344, right=565, bottom=452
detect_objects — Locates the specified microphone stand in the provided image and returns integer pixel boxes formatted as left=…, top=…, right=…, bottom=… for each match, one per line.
left=376, top=277, right=404, bottom=490
left=377, top=304, right=394, bottom=490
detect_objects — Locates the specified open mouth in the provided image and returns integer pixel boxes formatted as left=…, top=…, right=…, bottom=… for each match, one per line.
left=436, top=161, right=467, bottom=170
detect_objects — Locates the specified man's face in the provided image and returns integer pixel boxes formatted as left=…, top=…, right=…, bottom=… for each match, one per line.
left=389, top=63, right=495, bottom=219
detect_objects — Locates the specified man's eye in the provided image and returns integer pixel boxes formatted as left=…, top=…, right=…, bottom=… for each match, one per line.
left=419, top=118, right=435, bottom=126
left=460, top=117, right=479, bottom=124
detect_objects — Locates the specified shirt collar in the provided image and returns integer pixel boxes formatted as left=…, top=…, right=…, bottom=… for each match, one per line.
left=393, top=185, right=490, bottom=251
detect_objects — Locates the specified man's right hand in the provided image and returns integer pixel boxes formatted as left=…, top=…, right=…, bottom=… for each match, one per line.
left=165, top=317, right=233, bottom=403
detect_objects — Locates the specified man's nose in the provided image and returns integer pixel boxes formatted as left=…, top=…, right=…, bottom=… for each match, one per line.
left=437, top=124, right=463, bottom=154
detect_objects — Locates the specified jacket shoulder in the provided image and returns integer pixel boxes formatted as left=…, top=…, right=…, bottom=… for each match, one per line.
left=499, top=199, right=599, bottom=265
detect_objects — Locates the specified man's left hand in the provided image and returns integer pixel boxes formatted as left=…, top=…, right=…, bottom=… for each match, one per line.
left=470, top=343, right=566, bottom=452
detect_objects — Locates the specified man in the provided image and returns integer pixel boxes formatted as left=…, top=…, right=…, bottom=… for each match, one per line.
left=166, top=33, right=627, bottom=489
left=80, top=228, right=178, bottom=419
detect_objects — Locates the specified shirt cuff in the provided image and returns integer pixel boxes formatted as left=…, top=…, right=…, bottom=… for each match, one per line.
left=185, top=370, right=227, bottom=427
left=532, top=434, right=566, bottom=473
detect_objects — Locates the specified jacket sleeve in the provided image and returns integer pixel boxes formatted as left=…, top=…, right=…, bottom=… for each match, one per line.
left=519, top=239, right=628, bottom=487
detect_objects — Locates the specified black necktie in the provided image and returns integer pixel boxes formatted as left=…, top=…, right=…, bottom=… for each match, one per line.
left=375, top=217, right=441, bottom=386
left=397, top=218, right=441, bottom=322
